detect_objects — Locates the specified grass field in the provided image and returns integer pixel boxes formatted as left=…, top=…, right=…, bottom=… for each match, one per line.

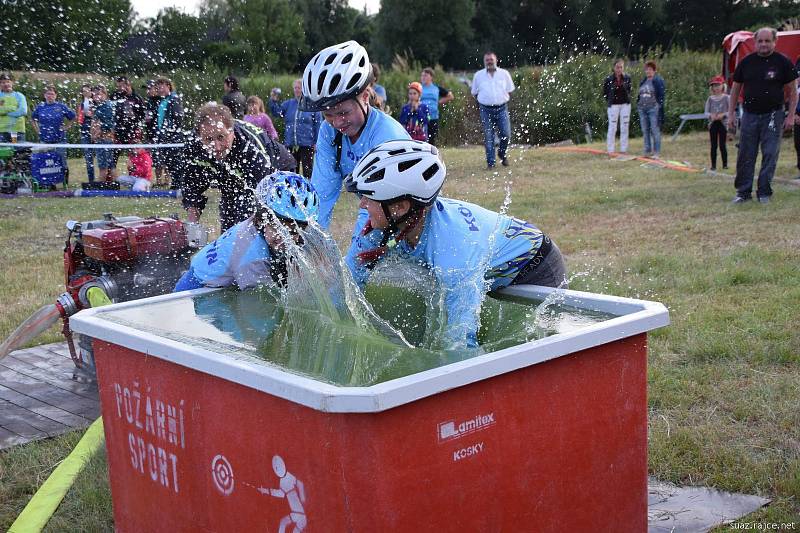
left=1, top=131, right=799, bottom=529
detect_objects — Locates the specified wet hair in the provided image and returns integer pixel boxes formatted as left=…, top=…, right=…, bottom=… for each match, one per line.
left=195, top=102, right=234, bottom=130
left=645, top=60, right=658, bottom=71
left=422, top=67, right=435, bottom=78
left=246, top=95, right=265, bottom=114
left=224, top=75, right=240, bottom=91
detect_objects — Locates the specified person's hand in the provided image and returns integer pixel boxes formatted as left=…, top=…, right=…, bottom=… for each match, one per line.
left=783, top=115, right=794, bottom=130
left=727, top=113, right=736, bottom=131
left=795, top=114, right=800, bottom=125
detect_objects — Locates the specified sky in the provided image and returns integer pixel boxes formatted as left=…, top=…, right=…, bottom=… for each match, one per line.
left=130, top=0, right=380, bottom=20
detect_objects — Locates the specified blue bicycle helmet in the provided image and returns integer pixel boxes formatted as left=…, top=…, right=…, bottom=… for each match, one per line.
left=255, top=171, right=320, bottom=223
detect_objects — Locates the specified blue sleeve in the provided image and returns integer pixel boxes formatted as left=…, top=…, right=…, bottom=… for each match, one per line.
left=8, top=93, right=27, bottom=118
left=174, top=267, right=204, bottom=292
left=310, top=123, right=342, bottom=229
left=421, top=104, right=430, bottom=127
left=63, top=104, right=76, bottom=121
left=31, top=104, right=40, bottom=121
left=268, top=99, right=284, bottom=118
left=344, top=224, right=383, bottom=288
left=312, top=112, right=321, bottom=142
left=398, top=105, right=409, bottom=126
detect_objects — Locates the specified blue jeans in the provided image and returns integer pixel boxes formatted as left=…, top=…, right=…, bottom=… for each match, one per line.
left=735, top=109, right=784, bottom=199
left=80, top=128, right=95, bottom=182
left=479, top=104, right=511, bottom=166
left=639, top=106, right=660, bottom=155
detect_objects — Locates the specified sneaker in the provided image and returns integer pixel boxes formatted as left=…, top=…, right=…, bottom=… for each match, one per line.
left=758, top=196, right=770, bottom=204
left=731, top=196, right=751, bottom=204
left=487, top=164, right=495, bottom=170
left=501, top=157, right=509, bottom=167
left=710, top=167, right=716, bottom=171
left=722, top=166, right=729, bottom=170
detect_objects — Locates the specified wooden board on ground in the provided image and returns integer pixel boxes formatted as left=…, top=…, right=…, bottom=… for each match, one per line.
left=0, top=342, right=99, bottom=450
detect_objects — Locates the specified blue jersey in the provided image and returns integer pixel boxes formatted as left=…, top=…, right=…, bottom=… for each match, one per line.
left=187, top=219, right=273, bottom=290
left=32, top=102, right=75, bottom=142
left=311, top=107, right=409, bottom=229
left=420, top=83, right=447, bottom=120
left=345, top=198, right=545, bottom=347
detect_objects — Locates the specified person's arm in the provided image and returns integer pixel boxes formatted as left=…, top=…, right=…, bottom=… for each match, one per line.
left=727, top=82, right=742, bottom=130
left=268, top=98, right=284, bottom=118
left=343, top=228, right=383, bottom=289
left=783, top=78, right=797, bottom=130
left=657, top=77, right=665, bottom=125
left=309, top=124, right=342, bottom=229
left=7, top=93, right=27, bottom=118
left=30, top=105, right=40, bottom=135
left=263, top=114, right=279, bottom=140
left=470, top=74, right=480, bottom=98
left=443, top=276, right=484, bottom=348
left=63, top=104, right=76, bottom=130
left=439, top=86, right=454, bottom=105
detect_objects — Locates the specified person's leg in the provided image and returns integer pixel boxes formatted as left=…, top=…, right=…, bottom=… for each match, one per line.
left=756, top=109, right=783, bottom=200
left=709, top=123, right=718, bottom=169
left=428, top=120, right=439, bottom=146
left=734, top=112, right=760, bottom=200
left=650, top=108, right=661, bottom=156
left=56, top=147, right=68, bottom=185
left=639, top=109, right=651, bottom=155
left=719, top=124, right=728, bottom=168
left=511, top=239, right=568, bottom=289
left=80, top=130, right=95, bottom=182
left=497, top=104, right=511, bottom=163
left=619, top=103, right=631, bottom=153
left=479, top=105, right=495, bottom=167
left=606, top=105, right=619, bottom=153
left=794, top=124, right=800, bottom=176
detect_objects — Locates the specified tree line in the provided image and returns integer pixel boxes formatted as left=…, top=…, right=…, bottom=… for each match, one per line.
left=1, top=0, right=797, bottom=75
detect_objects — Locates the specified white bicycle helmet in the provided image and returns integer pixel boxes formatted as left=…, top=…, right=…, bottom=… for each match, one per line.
left=344, top=140, right=446, bottom=205
left=301, top=40, right=372, bottom=111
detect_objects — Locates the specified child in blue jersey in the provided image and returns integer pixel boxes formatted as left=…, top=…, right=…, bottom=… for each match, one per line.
left=300, top=40, right=410, bottom=230
left=174, top=172, right=320, bottom=292
left=344, top=140, right=567, bottom=348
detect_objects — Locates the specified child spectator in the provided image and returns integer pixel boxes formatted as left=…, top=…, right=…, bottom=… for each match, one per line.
left=399, top=82, right=430, bottom=141
left=117, top=131, right=153, bottom=191
left=244, top=95, right=279, bottom=140
left=90, top=85, right=116, bottom=182
left=705, top=75, right=730, bottom=170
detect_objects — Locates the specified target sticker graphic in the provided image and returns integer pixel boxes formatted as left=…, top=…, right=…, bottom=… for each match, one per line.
left=211, top=454, right=235, bottom=495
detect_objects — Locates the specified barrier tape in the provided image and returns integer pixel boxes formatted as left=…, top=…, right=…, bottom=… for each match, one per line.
left=8, top=417, right=105, bottom=533
left=543, top=146, right=701, bottom=173
left=0, top=142, right=185, bottom=149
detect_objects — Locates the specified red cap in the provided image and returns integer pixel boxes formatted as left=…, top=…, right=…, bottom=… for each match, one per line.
left=709, top=75, right=725, bottom=86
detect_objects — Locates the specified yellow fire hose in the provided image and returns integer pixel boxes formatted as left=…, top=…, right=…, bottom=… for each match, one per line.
left=10, top=287, right=113, bottom=532
left=8, top=418, right=105, bottom=533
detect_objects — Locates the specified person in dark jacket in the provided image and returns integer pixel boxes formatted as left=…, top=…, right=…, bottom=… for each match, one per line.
left=637, top=60, right=666, bottom=158
left=154, top=77, right=185, bottom=188
left=269, top=79, right=321, bottom=178
left=181, top=103, right=277, bottom=231
left=222, top=75, right=247, bottom=119
left=111, top=76, right=145, bottom=168
left=602, top=59, right=632, bottom=155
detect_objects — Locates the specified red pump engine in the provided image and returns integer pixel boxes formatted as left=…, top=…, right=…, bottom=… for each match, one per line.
left=57, top=213, right=200, bottom=372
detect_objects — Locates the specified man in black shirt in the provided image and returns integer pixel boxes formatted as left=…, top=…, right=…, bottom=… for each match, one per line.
left=112, top=76, right=145, bottom=167
left=727, top=28, right=798, bottom=204
left=182, top=103, right=276, bottom=231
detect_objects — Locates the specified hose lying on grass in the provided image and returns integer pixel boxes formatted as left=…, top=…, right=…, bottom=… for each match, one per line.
left=9, top=417, right=105, bottom=533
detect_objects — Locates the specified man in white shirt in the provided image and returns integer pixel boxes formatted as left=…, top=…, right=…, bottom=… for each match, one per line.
left=471, top=52, right=516, bottom=169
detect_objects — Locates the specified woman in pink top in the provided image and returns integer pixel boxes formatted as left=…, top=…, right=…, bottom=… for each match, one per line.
left=244, top=95, right=278, bottom=140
